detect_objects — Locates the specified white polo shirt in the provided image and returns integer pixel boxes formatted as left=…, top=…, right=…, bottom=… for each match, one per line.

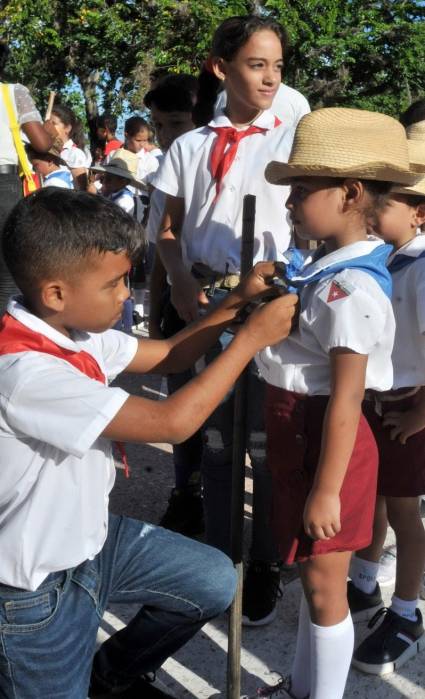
left=0, top=298, right=138, bottom=591
left=60, top=139, right=88, bottom=170
left=152, top=109, right=294, bottom=274
left=256, top=239, right=396, bottom=395
left=388, top=235, right=425, bottom=389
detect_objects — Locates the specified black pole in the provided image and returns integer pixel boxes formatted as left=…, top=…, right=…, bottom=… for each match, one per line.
left=227, top=194, right=256, bottom=699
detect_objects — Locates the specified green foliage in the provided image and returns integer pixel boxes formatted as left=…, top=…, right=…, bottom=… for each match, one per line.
left=1, top=0, right=424, bottom=142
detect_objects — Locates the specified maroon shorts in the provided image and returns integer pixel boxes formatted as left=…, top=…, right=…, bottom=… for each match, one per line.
left=266, top=385, right=379, bottom=564
left=363, top=396, right=425, bottom=497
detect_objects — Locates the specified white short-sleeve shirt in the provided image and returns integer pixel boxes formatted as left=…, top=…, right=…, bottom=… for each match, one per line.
left=152, top=109, right=294, bottom=274
left=107, top=187, right=135, bottom=216
left=0, top=298, right=138, bottom=590
left=61, top=139, right=88, bottom=169
left=43, top=168, right=74, bottom=189
left=388, top=235, right=425, bottom=389
left=256, top=239, right=395, bottom=395
left=0, top=83, right=42, bottom=166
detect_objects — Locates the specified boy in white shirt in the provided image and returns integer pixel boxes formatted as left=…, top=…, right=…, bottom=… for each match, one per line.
left=0, top=188, right=296, bottom=699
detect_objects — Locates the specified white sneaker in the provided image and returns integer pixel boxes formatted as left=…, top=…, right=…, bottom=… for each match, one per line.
left=376, top=545, right=397, bottom=587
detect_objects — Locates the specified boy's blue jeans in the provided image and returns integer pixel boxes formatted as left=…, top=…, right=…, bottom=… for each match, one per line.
left=0, top=514, right=236, bottom=699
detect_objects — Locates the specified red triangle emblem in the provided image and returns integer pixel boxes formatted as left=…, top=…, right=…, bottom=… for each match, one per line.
left=327, top=281, right=349, bottom=303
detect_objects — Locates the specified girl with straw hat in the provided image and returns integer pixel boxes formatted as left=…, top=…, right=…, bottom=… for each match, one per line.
left=254, top=106, right=417, bottom=699
left=349, top=139, right=425, bottom=677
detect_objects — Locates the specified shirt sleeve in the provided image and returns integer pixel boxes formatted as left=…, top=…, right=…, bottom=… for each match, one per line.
left=62, top=145, right=88, bottom=169
left=309, top=271, right=387, bottom=355
left=14, top=84, right=42, bottom=125
left=151, top=140, right=184, bottom=197
left=98, top=329, right=138, bottom=380
left=3, top=354, right=130, bottom=458
left=414, top=260, right=425, bottom=334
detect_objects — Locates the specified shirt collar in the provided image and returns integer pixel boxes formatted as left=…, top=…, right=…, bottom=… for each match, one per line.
left=388, top=234, right=425, bottom=262
left=6, top=297, right=88, bottom=352
left=208, top=108, right=277, bottom=131
left=289, top=236, right=386, bottom=279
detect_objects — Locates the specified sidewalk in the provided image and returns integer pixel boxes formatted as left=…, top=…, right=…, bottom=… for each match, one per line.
left=105, top=324, right=425, bottom=698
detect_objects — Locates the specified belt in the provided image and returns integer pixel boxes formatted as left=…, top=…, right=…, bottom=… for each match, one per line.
left=0, top=164, right=19, bottom=174
left=191, top=262, right=240, bottom=290
left=364, top=386, right=419, bottom=416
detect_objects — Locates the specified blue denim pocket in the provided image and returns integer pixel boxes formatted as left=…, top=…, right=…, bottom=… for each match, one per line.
left=0, top=586, right=60, bottom=634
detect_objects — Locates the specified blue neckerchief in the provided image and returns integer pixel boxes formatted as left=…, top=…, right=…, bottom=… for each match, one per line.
left=44, top=170, right=73, bottom=188
left=388, top=250, right=425, bottom=274
left=111, top=186, right=133, bottom=202
left=283, top=243, right=393, bottom=299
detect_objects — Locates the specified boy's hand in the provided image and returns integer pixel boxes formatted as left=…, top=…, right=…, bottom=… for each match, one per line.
left=240, top=293, right=297, bottom=351
left=303, top=487, right=341, bottom=541
left=382, top=409, right=425, bottom=444
left=170, top=268, right=209, bottom=324
left=235, top=261, right=284, bottom=303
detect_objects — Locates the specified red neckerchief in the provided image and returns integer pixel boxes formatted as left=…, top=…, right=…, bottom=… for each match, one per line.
left=0, top=312, right=130, bottom=477
left=209, top=115, right=281, bottom=200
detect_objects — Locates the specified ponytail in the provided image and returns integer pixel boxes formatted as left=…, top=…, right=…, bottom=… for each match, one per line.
left=192, top=68, right=222, bottom=127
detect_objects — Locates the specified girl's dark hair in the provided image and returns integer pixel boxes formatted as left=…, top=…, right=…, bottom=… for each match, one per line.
left=400, top=99, right=425, bottom=128
left=125, top=115, right=149, bottom=137
left=144, top=73, right=199, bottom=113
left=0, top=42, right=9, bottom=75
left=193, top=15, right=289, bottom=127
left=52, top=103, right=86, bottom=150
left=398, top=192, right=425, bottom=208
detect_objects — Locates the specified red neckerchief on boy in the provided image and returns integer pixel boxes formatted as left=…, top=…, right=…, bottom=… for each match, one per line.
left=209, top=115, right=281, bottom=199
left=0, top=312, right=131, bottom=477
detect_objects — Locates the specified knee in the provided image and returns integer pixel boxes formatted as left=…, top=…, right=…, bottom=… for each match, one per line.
left=387, top=498, right=420, bottom=535
left=198, top=547, right=237, bottom=617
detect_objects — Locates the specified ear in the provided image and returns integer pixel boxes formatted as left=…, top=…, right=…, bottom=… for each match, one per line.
left=211, top=56, right=227, bottom=82
left=414, top=202, right=425, bottom=227
left=341, top=179, right=364, bottom=209
left=40, top=280, right=67, bottom=312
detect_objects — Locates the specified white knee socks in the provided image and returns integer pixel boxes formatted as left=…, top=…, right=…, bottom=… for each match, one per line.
left=291, top=600, right=354, bottom=699
left=310, top=613, right=354, bottom=699
left=350, top=555, right=379, bottom=594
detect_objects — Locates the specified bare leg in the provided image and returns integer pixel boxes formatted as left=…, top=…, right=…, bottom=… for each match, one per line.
left=300, top=550, right=352, bottom=626
left=387, top=496, right=425, bottom=601
left=356, top=495, right=388, bottom=563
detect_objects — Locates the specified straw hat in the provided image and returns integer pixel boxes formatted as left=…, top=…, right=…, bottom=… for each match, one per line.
left=392, top=135, right=425, bottom=198
left=91, top=148, right=145, bottom=188
left=265, top=107, right=417, bottom=186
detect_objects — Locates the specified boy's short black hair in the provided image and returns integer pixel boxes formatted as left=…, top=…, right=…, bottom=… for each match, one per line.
left=400, top=99, right=425, bottom=127
left=2, top=189, right=141, bottom=296
left=144, top=73, right=198, bottom=113
left=97, top=111, right=117, bottom=133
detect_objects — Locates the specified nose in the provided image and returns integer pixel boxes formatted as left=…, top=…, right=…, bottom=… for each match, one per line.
left=285, top=190, right=295, bottom=211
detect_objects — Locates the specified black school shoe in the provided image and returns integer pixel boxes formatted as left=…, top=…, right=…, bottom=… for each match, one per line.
left=347, top=580, right=384, bottom=622
left=159, top=485, right=204, bottom=537
left=242, top=560, right=283, bottom=626
left=352, top=607, right=425, bottom=675
left=89, top=671, right=176, bottom=698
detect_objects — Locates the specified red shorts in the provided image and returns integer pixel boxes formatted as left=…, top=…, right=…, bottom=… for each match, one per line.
left=265, top=385, right=379, bottom=564
left=363, top=396, right=425, bottom=497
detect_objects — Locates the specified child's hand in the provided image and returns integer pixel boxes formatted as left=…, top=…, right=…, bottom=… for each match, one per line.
left=236, top=261, right=285, bottom=302
left=241, top=293, right=298, bottom=351
left=382, top=409, right=425, bottom=444
left=303, top=488, right=341, bottom=541
left=170, top=268, right=209, bottom=324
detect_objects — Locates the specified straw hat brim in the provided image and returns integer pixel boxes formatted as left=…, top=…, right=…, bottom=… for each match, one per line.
left=265, top=161, right=418, bottom=187
left=90, top=164, right=145, bottom=189
left=392, top=175, right=425, bottom=198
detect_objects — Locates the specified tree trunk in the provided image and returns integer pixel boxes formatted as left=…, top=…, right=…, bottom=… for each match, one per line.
left=79, top=70, right=101, bottom=153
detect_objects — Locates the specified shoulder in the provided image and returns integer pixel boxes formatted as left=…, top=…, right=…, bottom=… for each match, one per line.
left=172, top=126, right=211, bottom=152
left=279, top=83, right=310, bottom=109
left=316, top=269, right=390, bottom=315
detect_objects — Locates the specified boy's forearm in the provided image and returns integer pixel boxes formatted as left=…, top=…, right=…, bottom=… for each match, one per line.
left=313, top=394, right=363, bottom=494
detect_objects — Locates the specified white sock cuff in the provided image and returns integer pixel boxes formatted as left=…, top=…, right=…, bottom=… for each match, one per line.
left=311, top=612, right=353, bottom=638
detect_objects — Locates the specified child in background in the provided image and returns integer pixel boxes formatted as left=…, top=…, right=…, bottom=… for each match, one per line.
left=50, top=103, right=90, bottom=189
left=96, top=112, right=123, bottom=159
left=145, top=124, right=163, bottom=159
left=0, top=188, right=297, bottom=698
left=349, top=137, right=425, bottom=676
left=144, top=73, right=203, bottom=535
left=91, top=148, right=145, bottom=216
left=27, top=145, right=74, bottom=189
left=255, top=107, right=414, bottom=699
left=153, top=14, right=295, bottom=627
left=122, top=115, right=159, bottom=184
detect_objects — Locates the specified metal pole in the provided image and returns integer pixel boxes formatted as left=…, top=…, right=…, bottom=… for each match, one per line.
left=227, top=194, right=256, bottom=699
